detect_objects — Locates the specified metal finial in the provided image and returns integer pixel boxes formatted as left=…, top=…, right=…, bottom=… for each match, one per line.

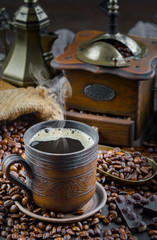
left=24, top=0, right=38, bottom=3
left=100, top=0, right=120, bottom=35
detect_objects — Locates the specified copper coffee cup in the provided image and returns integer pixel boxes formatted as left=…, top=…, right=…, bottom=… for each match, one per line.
left=2, top=120, right=99, bottom=212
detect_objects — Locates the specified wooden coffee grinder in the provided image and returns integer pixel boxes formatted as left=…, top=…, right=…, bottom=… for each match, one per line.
left=52, top=0, right=157, bottom=147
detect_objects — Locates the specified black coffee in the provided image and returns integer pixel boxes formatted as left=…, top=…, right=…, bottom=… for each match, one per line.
left=29, top=128, right=94, bottom=154
left=30, top=137, right=84, bottom=154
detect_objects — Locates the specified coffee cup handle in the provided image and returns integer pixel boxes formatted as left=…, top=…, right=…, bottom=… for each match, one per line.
left=2, top=154, right=33, bottom=199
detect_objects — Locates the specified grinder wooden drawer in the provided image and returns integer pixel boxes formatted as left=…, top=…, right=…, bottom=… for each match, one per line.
left=66, top=111, right=134, bottom=147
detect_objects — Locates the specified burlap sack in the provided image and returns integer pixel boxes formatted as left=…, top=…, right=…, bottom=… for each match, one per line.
left=0, top=79, right=63, bottom=121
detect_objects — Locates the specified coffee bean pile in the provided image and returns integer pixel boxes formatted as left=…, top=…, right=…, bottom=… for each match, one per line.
left=0, top=114, right=156, bottom=239
left=97, top=148, right=154, bottom=181
left=0, top=114, right=38, bottom=162
left=103, top=226, right=138, bottom=240
left=124, top=142, right=157, bottom=164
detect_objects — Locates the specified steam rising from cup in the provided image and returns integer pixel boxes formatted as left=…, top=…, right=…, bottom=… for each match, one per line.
left=29, top=64, right=72, bottom=120
left=29, top=64, right=72, bottom=151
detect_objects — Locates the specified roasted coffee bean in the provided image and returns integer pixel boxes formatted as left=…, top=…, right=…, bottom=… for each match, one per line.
left=112, top=172, right=119, bottom=177
left=33, top=208, right=42, bottom=214
left=72, top=226, right=80, bottom=232
left=115, top=217, right=122, bottom=224
left=10, top=213, right=20, bottom=219
left=29, top=225, right=36, bottom=231
left=82, top=224, right=89, bottom=231
left=66, top=228, right=75, bottom=236
left=120, top=232, right=128, bottom=239
left=36, top=222, right=44, bottom=232
left=144, top=172, right=153, bottom=179
left=93, top=225, right=101, bottom=236
left=50, top=226, right=57, bottom=235
left=56, top=213, right=65, bottom=218
left=42, top=232, right=50, bottom=239
left=6, top=217, right=14, bottom=227
left=11, top=194, right=22, bottom=201
left=44, top=223, right=51, bottom=231
left=1, top=183, right=7, bottom=190
left=95, top=211, right=102, bottom=217
left=133, top=157, right=141, bottom=164
left=56, top=225, right=62, bottom=233
left=75, top=237, right=81, bottom=240
left=100, top=215, right=110, bottom=225
left=50, top=211, right=55, bottom=218
left=3, top=195, right=11, bottom=201
left=101, top=175, right=106, bottom=184
left=79, top=230, right=89, bottom=237
left=149, top=230, right=157, bottom=236
left=104, top=229, right=112, bottom=236
left=0, top=189, right=6, bottom=195
left=90, top=217, right=100, bottom=226
left=9, top=186, right=19, bottom=195
left=141, top=166, right=149, bottom=175
left=61, top=228, right=66, bottom=236
left=21, top=230, right=29, bottom=236
left=108, top=212, right=118, bottom=222
left=131, top=173, right=138, bottom=180
left=103, top=236, right=114, bottom=240
left=119, top=172, right=125, bottom=179
left=34, top=227, right=42, bottom=234
left=4, top=199, right=14, bottom=207
left=73, top=209, right=85, bottom=215
left=1, top=230, right=8, bottom=237
left=109, top=202, right=117, bottom=210
left=52, top=233, right=62, bottom=239
left=35, top=233, right=43, bottom=239
left=22, top=196, right=28, bottom=206
left=128, top=237, right=138, bottom=240
left=151, top=236, right=157, bottom=240
left=86, top=218, right=92, bottom=223
left=63, top=234, right=71, bottom=240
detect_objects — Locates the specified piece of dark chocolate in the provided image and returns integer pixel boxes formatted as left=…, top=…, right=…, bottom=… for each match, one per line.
left=115, top=194, right=157, bottom=233
left=143, top=195, right=157, bottom=216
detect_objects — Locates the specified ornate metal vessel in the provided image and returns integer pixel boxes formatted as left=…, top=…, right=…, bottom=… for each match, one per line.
left=0, top=0, right=58, bottom=86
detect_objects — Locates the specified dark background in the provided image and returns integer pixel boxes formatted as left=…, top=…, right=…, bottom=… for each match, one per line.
left=1, top=0, right=157, bottom=33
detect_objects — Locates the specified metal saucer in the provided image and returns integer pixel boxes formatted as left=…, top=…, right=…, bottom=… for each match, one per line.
left=15, top=182, right=107, bottom=223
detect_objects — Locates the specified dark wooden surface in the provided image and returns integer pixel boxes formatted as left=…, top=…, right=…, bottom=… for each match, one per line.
left=1, top=0, right=157, bottom=33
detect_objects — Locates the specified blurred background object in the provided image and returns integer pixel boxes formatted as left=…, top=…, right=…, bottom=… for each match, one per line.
left=0, top=0, right=156, bottom=34
left=0, top=0, right=61, bottom=86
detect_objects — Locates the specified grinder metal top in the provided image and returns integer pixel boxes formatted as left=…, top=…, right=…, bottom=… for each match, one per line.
left=76, top=0, right=147, bottom=67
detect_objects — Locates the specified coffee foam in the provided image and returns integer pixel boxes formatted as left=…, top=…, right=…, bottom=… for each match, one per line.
left=30, top=128, right=94, bottom=149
